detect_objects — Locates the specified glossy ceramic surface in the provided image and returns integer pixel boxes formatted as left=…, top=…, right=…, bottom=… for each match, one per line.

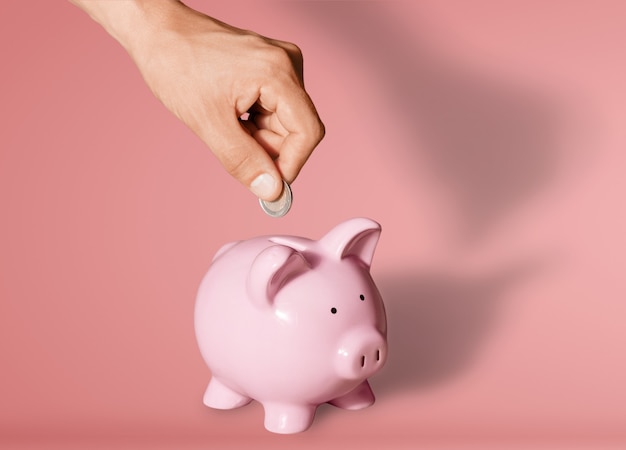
left=194, top=218, right=388, bottom=434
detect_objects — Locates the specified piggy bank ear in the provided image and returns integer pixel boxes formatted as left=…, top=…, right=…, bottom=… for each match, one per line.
left=211, top=241, right=239, bottom=262
left=247, top=245, right=310, bottom=308
left=321, top=218, right=381, bottom=267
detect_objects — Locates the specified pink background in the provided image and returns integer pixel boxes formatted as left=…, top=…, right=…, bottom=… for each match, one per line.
left=1, top=1, right=625, bottom=448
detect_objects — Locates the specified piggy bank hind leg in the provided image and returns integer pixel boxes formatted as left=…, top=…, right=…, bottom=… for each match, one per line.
left=328, top=380, right=375, bottom=410
left=262, top=403, right=317, bottom=434
left=203, top=377, right=252, bottom=410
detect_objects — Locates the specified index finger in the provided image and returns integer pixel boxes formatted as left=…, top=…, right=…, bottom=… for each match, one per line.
left=260, top=83, right=325, bottom=183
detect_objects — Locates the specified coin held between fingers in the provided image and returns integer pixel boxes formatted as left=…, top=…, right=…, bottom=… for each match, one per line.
left=259, top=180, right=292, bottom=217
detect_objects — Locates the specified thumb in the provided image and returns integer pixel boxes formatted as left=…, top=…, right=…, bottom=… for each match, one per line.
left=203, top=113, right=284, bottom=201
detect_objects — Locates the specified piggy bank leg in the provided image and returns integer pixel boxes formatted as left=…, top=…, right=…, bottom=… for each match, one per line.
left=203, top=377, right=251, bottom=410
left=328, top=380, right=375, bottom=410
left=262, top=403, right=317, bottom=434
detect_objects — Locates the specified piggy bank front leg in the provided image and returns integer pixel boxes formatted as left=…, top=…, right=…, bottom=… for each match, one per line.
left=262, top=402, right=317, bottom=434
left=328, top=380, right=375, bottom=410
left=203, top=377, right=252, bottom=410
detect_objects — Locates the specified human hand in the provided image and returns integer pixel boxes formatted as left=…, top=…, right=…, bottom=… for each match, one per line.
left=71, top=0, right=324, bottom=201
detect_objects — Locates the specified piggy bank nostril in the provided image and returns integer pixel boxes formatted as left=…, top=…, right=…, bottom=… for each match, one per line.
left=358, top=348, right=383, bottom=369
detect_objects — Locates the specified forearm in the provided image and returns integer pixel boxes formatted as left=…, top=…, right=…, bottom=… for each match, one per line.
left=69, top=0, right=186, bottom=56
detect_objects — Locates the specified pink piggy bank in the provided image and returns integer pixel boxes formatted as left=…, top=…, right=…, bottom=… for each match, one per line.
left=194, top=217, right=387, bottom=434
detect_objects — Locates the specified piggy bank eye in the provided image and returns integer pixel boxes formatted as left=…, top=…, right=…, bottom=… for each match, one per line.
left=330, top=307, right=337, bottom=314
left=360, top=294, right=365, bottom=301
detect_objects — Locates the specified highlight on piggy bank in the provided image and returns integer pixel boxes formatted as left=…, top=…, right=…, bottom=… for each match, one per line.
left=194, top=217, right=388, bottom=434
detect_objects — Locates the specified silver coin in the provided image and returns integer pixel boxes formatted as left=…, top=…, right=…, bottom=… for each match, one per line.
left=259, top=180, right=292, bottom=217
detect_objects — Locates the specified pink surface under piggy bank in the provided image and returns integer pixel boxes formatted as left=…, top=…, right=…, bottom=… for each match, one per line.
left=194, top=217, right=387, bottom=434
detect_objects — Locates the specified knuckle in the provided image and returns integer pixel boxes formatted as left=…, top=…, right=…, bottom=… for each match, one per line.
left=314, top=119, right=326, bottom=142
left=281, top=41, right=303, bottom=59
left=304, top=110, right=325, bottom=144
left=222, top=151, right=255, bottom=182
left=265, top=45, right=293, bottom=68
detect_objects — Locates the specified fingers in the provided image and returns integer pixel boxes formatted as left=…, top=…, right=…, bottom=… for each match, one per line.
left=248, top=109, right=289, bottom=137
left=268, top=87, right=325, bottom=183
left=243, top=87, right=324, bottom=185
left=240, top=113, right=282, bottom=159
left=205, top=85, right=322, bottom=202
left=205, top=112, right=284, bottom=201
left=251, top=129, right=283, bottom=160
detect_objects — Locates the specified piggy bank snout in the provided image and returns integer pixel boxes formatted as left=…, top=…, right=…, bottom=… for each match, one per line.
left=335, top=327, right=387, bottom=380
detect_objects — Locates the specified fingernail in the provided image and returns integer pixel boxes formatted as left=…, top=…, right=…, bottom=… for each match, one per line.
left=250, top=173, right=278, bottom=200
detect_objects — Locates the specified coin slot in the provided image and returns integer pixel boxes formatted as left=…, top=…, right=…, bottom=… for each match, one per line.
left=360, top=356, right=365, bottom=368
left=376, top=350, right=380, bottom=362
